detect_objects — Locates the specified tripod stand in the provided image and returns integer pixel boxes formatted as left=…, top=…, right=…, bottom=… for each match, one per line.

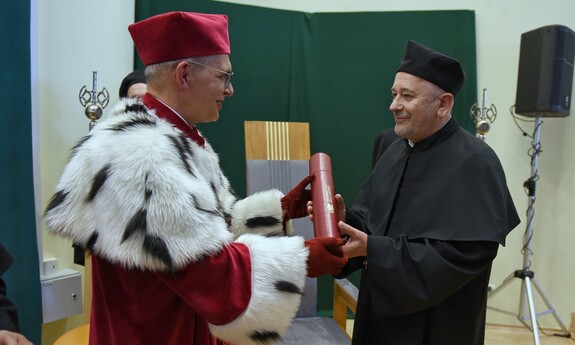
left=487, top=115, right=571, bottom=345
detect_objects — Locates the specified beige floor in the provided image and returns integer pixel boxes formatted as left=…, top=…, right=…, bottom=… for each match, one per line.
left=484, top=324, right=575, bottom=345
left=345, top=321, right=575, bottom=344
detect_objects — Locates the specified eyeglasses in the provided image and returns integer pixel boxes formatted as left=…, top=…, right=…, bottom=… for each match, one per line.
left=189, top=61, right=234, bottom=89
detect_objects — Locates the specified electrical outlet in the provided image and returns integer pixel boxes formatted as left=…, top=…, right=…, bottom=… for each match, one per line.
left=43, top=258, right=58, bottom=275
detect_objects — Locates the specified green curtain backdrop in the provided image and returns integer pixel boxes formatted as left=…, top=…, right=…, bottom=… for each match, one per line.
left=136, top=1, right=477, bottom=316
left=0, top=1, right=42, bottom=343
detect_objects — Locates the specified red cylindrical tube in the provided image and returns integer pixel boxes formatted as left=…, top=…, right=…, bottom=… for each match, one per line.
left=309, top=152, right=340, bottom=238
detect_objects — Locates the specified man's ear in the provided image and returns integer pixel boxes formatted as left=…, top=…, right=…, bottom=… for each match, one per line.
left=175, top=61, right=190, bottom=89
left=437, top=93, right=454, bottom=118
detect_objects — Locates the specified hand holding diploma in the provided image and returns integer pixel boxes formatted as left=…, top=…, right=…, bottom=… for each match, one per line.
left=282, top=152, right=349, bottom=276
left=308, top=192, right=367, bottom=260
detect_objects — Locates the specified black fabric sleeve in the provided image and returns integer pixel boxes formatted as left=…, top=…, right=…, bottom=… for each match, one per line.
left=0, top=243, right=19, bottom=331
left=365, top=235, right=499, bottom=317
left=0, top=278, right=19, bottom=332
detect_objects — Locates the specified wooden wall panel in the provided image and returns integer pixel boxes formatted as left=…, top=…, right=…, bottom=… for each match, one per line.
left=245, top=121, right=310, bottom=160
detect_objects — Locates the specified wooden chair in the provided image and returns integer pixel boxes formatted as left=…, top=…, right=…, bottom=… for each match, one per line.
left=244, top=121, right=358, bottom=343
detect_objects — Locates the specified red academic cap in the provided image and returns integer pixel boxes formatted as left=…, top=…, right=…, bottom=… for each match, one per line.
left=128, top=11, right=230, bottom=66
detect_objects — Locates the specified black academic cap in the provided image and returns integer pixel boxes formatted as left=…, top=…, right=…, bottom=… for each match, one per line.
left=119, top=69, right=146, bottom=98
left=397, top=40, right=465, bottom=96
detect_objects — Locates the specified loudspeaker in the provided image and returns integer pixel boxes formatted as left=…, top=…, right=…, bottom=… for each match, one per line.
left=515, top=25, right=575, bottom=117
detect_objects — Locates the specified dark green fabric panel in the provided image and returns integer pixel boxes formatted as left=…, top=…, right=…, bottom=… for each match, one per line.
left=290, top=11, right=477, bottom=204
left=136, top=1, right=476, bottom=317
left=0, top=1, right=42, bottom=343
left=286, top=10, right=477, bottom=314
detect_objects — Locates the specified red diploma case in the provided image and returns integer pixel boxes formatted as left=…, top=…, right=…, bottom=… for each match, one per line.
left=309, top=152, right=340, bottom=238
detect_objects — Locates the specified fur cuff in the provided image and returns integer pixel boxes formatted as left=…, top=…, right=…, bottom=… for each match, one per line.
left=209, top=234, right=308, bottom=345
left=231, top=189, right=293, bottom=237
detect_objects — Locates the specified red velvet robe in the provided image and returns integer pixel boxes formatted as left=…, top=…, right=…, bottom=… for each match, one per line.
left=88, top=94, right=252, bottom=345
left=90, top=247, right=250, bottom=345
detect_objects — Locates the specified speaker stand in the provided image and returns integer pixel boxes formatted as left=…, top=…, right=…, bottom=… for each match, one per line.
left=487, top=115, right=571, bottom=345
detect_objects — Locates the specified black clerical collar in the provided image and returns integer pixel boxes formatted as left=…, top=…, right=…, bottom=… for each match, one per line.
left=404, top=117, right=459, bottom=153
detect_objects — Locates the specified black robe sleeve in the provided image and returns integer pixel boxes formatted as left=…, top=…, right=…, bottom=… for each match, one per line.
left=365, top=235, right=498, bottom=317
left=0, top=278, right=19, bottom=332
left=0, top=244, right=19, bottom=332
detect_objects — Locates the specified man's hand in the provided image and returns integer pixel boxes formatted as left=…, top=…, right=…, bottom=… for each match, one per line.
left=339, top=221, right=368, bottom=258
left=304, top=237, right=348, bottom=277
left=281, top=175, right=314, bottom=221
left=0, top=330, right=34, bottom=345
left=307, top=193, right=346, bottom=222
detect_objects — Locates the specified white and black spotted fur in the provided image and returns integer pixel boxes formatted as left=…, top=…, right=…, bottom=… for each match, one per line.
left=44, top=98, right=307, bottom=345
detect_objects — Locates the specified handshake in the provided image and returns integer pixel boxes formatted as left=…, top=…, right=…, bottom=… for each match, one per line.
left=281, top=175, right=348, bottom=278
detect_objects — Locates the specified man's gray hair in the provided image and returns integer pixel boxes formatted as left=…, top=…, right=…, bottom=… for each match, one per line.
left=144, top=56, right=217, bottom=85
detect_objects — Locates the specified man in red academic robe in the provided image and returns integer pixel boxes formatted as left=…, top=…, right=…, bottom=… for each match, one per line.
left=45, top=11, right=347, bottom=345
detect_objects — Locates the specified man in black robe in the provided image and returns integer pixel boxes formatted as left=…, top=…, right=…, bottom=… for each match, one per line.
left=334, top=40, right=521, bottom=345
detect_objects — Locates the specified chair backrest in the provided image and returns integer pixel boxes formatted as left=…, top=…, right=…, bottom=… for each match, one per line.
left=244, top=121, right=316, bottom=317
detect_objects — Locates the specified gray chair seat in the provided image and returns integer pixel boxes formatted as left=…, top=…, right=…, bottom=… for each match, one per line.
left=281, top=317, right=350, bottom=345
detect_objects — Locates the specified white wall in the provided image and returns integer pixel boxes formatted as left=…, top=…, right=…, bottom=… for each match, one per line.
left=36, top=1, right=135, bottom=343
left=39, top=0, right=135, bottom=263
left=38, top=0, right=575, bottom=341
